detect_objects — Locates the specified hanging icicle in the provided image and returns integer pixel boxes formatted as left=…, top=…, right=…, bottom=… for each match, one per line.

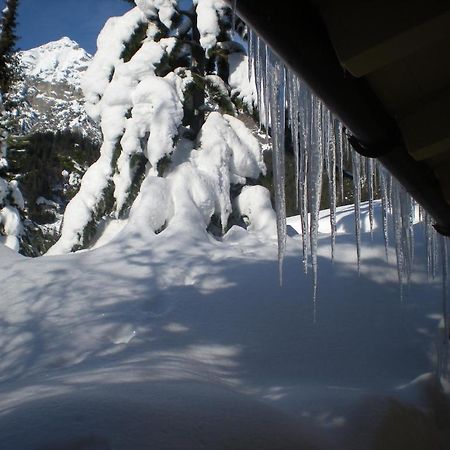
left=242, top=15, right=449, bottom=312
left=351, top=151, right=362, bottom=273
left=268, top=51, right=287, bottom=285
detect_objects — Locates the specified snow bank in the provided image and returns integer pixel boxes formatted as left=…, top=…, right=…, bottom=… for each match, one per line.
left=0, top=202, right=448, bottom=449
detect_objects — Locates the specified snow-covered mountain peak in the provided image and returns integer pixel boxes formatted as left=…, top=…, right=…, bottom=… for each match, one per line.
left=18, top=37, right=92, bottom=87
left=10, top=38, right=100, bottom=140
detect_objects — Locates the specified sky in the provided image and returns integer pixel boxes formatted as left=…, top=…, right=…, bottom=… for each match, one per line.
left=17, top=0, right=134, bottom=54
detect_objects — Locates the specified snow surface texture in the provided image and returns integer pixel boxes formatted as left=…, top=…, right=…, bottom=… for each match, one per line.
left=1, top=203, right=449, bottom=449
left=11, top=38, right=100, bottom=139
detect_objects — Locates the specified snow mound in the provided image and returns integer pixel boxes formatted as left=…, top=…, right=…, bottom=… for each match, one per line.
left=0, top=202, right=448, bottom=449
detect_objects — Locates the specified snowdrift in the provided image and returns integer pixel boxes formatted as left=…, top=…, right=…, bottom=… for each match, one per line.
left=0, top=201, right=449, bottom=449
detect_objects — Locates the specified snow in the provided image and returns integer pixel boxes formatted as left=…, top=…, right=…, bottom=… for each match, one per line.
left=0, top=205, right=22, bottom=251
left=135, top=0, right=177, bottom=28
left=228, top=52, right=257, bottom=111
left=3, top=3, right=450, bottom=446
left=235, top=185, right=277, bottom=237
left=12, top=38, right=100, bottom=139
left=0, top=202, right=449, bottom=449
left=194, top=0, right=227, bottom=51
left=18, top=37, right=91, bottom=88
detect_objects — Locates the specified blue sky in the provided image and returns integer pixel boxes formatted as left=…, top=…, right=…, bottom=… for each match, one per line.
left=17, top=0, right=134, bottom=54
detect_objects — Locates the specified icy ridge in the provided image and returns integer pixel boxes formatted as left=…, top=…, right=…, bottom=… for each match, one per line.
left=18, top=37, right=92, bottom=88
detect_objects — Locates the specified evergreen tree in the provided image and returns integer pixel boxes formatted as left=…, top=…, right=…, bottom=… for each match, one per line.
left=0, top=0, right=24, bottom=252
left=0, top=0, right=20, bottom=93
left=50, top=0, right=271, bottom=254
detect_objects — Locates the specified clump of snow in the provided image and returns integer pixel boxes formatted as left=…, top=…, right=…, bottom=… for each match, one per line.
left=82, top=7, right=147, bottom=120
left=135, top=0, right=177, bottom=28
left=194, top=0, right=227, bottom=51
left=0, top=178, right=8, bottom=205
left=0, top=205, right=22, bottom=251
left=191, top=112, right=266, bottom=232
left=228, top=52, right=257, bottom=111
left=235, top=185, right=277, bottom=237
left=8, top=180, right=24, bottom=210
left=127, top=176, right=173, bottom=235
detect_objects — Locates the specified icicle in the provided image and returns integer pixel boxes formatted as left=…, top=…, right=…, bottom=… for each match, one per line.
left=246, top=25, right=447, bottom=310
left=247, top=28, right=253, bottom=81
left=231, top=0, right=237, bottom=37
left=425, top=212, right=433, bottom=279
left=351, top=150, right=361, bottom=272
left=263, top=45, right=271, bottom=142
left=309, top=97, right=324, bottom=319
left=379, top=163, right=389, bottom=260
left=269, top=53, right=287, bottom=285
left=287, top=72, right=300, bottom=210
left=254, top=34, right=264, bottom=128
left=298, top=86, right=309, bottom=273
left=392, top=182, right=406, bottom=298
left=325, top=110, right=337, bottom=260
left=335, top=124, right=345, bottom=204
left=367, top=157, right=374, bottom=236
left=438, top=235, right=449, bottom=377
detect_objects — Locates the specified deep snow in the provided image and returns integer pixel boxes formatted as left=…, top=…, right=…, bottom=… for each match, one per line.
left=0, top=201, right=449, bottom=449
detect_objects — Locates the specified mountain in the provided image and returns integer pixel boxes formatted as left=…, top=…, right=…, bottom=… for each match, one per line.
left=1, top=38, right=101, bottom=256
left=10, top=37, right=100, bottom=140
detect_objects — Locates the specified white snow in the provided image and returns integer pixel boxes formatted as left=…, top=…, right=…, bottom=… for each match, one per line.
left=235, top=185, right=277, bottom=237
left=228, top=52, right=257, bottom=111
left=0, top=202, right=449, bottom=449
left=18, top=37, right=91, bottom=88
left=50, top=7, right=266, bottom=255
left=135, top=0, right=177, bottom=28
left=12, top=38, right=100, bottom=138
left=194, top=0, right=227, bottom=51
left=0, top=205, right=22, bottom=251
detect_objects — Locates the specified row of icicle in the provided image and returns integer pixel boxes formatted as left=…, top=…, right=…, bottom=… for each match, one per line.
left=245, top=27, right=449, bottom=341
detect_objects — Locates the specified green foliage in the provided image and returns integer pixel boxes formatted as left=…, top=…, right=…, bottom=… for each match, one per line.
left=204, top=76, right=235, bottom=115
left=6, top=131, right=100, bottom=254
left=118, top=152, right=147, bottom=218
left=0, top=0, right=20, bottom=93
left=74, top=179, right=115, bottom=252
left=121, top=22, right=149, bottom=63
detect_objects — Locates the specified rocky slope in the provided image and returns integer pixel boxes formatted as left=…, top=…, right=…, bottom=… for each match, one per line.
left=11, top=37, right=100, bottom=140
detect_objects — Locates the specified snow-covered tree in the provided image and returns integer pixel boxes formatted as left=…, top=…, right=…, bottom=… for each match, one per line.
left=49, top=0, right=273, bottom=254
left=0, top=0, right=20, bottom=93
left=0, top=0, right=25, bottom=252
